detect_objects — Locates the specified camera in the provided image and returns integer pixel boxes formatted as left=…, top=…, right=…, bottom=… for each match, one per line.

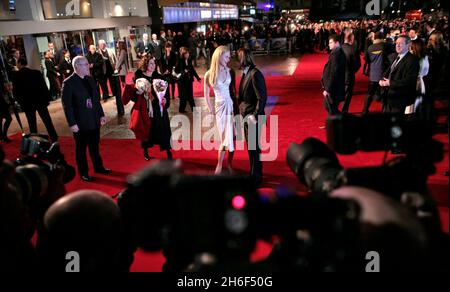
left=287, top=113, right=443, bottom=200
left=13, top=134, right=75, bottom=204
left=118, top=160, right=360, bottom=272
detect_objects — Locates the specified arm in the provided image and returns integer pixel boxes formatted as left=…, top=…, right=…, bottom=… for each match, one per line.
left=251, top=70, right=267, bottom=117
left=203, top=71, right=214, bottom=113
left=389, top=57, right=419, bottom=92
left=115, top=50, right=125, bottom=71
left=191, top=64, right=201, bottom=81
left=61, top=80, right=77, bottom=128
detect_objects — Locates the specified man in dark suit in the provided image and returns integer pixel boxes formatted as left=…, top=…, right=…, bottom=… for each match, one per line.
left=321, top=35, right=346, bottom=115
left=237, top=48, right=267, bottom=186
left=379, top=36, right=419, bottom=113
left=14, top=58, right=58, bottom=142
left=341, top=33, right=361, bottom=113
left=62, top=56, right=111, bottom=182
left=135, top=33, right=152, bottom=59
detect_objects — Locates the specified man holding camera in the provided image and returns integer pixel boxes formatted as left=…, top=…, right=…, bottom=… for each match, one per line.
left=61, top=56, right=111, bottom=182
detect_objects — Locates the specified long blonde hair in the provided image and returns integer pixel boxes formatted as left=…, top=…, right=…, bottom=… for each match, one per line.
left=208, top=45, right=230, bottom=87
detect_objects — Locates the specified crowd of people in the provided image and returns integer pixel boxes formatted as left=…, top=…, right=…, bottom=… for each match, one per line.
left=0, top=14, right=449, bottom=272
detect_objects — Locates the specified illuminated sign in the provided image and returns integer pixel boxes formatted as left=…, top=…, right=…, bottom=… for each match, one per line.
left=164, top=6, right=238, bottom=24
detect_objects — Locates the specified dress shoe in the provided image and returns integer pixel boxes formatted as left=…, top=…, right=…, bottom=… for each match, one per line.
left=95, top=168, right=112, bottom=174
left=81, top=175, right=93, bottom=182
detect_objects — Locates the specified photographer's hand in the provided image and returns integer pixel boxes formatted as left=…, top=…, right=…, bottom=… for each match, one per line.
left=100, top=116, right=107, bottom=126
left=70, top=125, right=79, bottom=133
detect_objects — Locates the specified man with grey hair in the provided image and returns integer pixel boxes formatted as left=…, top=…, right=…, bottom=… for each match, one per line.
left=379, top=36, right=419, bottom=113
left=97, top=39, right=117, bottom=101
left=136, top=33, right=151, bottom=59
left=61, top=56, right=112, bottom=182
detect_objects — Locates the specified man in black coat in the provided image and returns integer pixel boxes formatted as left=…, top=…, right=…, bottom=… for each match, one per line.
left=238, top=48, right=267, bottom=186
left=321, top=35, right=346, bottom=115
left=62, top=56, right=111, bottom=182
left=14, top=58, right=58, bottom=142
left=379, top=36, right=419, bottom=113
left=341, top=33, right=361, bottom=113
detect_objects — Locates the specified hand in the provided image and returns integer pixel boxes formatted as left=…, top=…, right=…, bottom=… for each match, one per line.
left=114, top=69, right=118, bottom=74
left=161, top=98, right=166, bottom=107
left=57, top=72, right=60, bottom=77
left=70, top=124, right=80, bottom=133
left=323, top=91, right=333, bottom=104
left=100, top=116, right=107, bottom=126
left=248, top=115, right=257, bottom=124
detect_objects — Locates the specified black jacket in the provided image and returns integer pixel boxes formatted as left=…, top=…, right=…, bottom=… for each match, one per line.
left=341, top=43, right=361, bottom=83
left=383, top=52, right=420, bottom=108
left=13, top=67, right=51, bottom=110
left=62, top=74, right=105, bottom=131
left=321, top=46, right=346, bottom=102
left=238, top=65, right=267, bottom=118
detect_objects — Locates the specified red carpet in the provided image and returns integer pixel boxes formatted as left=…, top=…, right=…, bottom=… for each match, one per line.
left=2, top=52, right=448, bottom=272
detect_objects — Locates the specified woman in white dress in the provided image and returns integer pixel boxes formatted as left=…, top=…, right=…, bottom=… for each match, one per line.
left=204, top=46, right=237, bottom=174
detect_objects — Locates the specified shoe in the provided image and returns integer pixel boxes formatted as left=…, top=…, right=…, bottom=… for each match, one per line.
left=95, top=168, right=112, bottom=174
left=144, top=154, right=151, bottom=161
left=318, top=125, right=326, bottom=129
left=167, top=150, right=173, bottom=160
left=81, top=175, right=93, bottom=182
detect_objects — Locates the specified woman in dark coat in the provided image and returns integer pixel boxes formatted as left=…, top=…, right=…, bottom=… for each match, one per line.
left=159, top=41, right=177, bottom=99
left=134, top=55, right=173, bottom=160
left=174, top=46, right=201, bottom=113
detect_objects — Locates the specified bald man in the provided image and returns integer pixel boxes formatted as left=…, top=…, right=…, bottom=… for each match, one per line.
left=39, top=190, right=122, bottom=272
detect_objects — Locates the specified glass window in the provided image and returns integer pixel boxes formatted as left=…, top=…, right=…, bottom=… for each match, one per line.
left=41, top=0, right=92, bottom=19
left=0, top=0, right=16, bottom=20
left=105, top=0, right=141, bottom=17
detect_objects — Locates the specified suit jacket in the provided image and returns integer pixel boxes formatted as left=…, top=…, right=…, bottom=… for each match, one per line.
left=321, top=46, right=346, bottom=102
left=62, top=74, right=105, bottom=131
left=13, top=67, right=51, bottom=110
left=383, top=52, right=420, bottom=108
left=45, top=58, right=58, bottom=79
left=238, top=65, right=267, bottom=118
left=136, top=40, right=152, bottom=58
left=59, top=58, right=74, bottom=79
left=341, top=43, right=361, bottom=83
left=115, top=49, right=128, bottom=76
left=86, top=52, right=104, bottom=80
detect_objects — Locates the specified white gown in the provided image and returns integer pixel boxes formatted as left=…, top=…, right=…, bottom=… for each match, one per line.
left=212, top=69, right=234, bottom=152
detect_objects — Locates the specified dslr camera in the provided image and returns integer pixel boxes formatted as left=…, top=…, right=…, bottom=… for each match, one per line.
left=13, top=133, right=75, bottom=202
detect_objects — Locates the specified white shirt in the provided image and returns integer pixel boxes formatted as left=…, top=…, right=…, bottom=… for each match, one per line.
left=243, top=66, right=250, bottom=75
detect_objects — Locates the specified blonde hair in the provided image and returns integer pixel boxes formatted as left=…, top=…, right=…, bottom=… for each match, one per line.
left=208, top=45, right=230, bottom=87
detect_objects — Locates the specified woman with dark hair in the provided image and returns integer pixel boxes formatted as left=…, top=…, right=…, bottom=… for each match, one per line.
left=174, top=47, right=201, bottom=113
left=426, top=31, right=448, bottom=91
left=159, top=41, right=177, bottom=99
left=115, top=41, right=128, bottom=87
left=406, top=38, right=429, bottom=114
left=130, top=55, right=173, bottom=160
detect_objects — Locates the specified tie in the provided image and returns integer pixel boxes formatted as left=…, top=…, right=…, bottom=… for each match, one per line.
left=389, top=56, right=401, bottom=80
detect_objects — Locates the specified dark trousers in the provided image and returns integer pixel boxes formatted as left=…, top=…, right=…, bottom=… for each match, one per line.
left=73, top=128, right=104, bottom=176
left=24, top=106, right=58, bottom=142
left=363, top=82, right=380, bottom=114
left=111, top=75, right=125, bottom=115
left=178, top=80, right=195, bottom=112
left=324, top=96, right=341, bottom=115
left=0, top=111, right=12, bottom=138
left=342, top=78, right=355, bottom=113
left=244, top=119, right=263, bottom=185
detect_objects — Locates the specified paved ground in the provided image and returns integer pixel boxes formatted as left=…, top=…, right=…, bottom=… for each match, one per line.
left=5, top=53, right=301, bottom=140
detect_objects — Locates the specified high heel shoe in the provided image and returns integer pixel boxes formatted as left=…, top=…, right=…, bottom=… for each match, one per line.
left=167, top=150, right=173, bottom=160
left=214, top=165, right=222, bottom=175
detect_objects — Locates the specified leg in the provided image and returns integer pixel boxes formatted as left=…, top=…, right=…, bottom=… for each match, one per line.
left=342, top=79, right=355, bottom=113
left=178, top=82, right=187, bottom=112
left=73, top=131, right=89, bottom=176
left=111, top=76, right=125, bottom=115
left=99, top=76, right=110, bottom=99
left=187, top=82, right=195, bottom=111
left=37, top=106, right=58, bottom=142
left=24, top=110, right=38, bottom=134
left=215, top=149, right=226, bottom=174
left=87, top=128, right=105, bottom=171
left=227, top=151, right=235, bottom=174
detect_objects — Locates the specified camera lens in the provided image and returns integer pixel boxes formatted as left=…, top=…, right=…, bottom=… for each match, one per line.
left=287, top=138, right=343, bottom=193
left=14, top=164, right=48, bottom=204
